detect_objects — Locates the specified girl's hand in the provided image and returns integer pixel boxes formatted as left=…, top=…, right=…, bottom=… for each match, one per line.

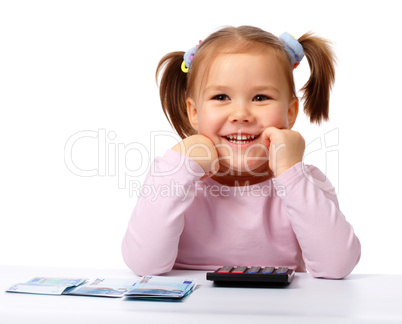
left=172, top=135, right=220, bottom=179
left=262, top=127, right=305, bottom=177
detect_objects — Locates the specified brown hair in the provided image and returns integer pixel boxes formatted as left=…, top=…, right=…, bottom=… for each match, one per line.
left=156, top=26, right=335, bottom=139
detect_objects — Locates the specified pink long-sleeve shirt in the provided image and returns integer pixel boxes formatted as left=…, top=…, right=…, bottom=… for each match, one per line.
left=122, top=149, right=361, bottom=279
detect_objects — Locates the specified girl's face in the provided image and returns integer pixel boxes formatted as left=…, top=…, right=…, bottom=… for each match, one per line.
left=187, top=50, right=298, bottom=179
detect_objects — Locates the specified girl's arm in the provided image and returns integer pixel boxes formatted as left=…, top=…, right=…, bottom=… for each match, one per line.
left=121, top=135, right=217, bottom=276
left=273, top=162, right=361, bottom=279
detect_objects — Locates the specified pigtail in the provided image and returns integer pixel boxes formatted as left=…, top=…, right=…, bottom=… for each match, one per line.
left=156, top=52, right=195, bottom=139
left=298, top=32, right=336, bottom=123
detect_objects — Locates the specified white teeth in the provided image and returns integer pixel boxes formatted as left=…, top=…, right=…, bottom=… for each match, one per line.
left=225, top=134, right=258, bottom=143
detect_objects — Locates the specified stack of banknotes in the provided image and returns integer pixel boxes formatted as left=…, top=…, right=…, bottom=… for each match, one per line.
left=6, top=276, right=197, bottom=301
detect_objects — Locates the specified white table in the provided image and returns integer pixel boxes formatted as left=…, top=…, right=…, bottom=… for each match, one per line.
left=1, top=265, right=402, bottom=323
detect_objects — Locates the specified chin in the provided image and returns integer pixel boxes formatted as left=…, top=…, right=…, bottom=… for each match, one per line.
left=220, top=158, right=269, bottom=176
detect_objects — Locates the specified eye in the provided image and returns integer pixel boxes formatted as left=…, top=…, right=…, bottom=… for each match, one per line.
left=253, top=95, right=270, bottom=102
left=212, top=94, right=230, bottom=101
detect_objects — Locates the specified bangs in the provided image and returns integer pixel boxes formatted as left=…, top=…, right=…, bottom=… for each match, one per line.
left=186, top=26, right=296, bottom=100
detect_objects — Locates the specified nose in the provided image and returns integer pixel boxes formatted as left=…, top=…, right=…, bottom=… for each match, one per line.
left=229, top=103, right=254, bottom=124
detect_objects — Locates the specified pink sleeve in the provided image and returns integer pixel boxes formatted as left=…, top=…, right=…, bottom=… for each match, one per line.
left=121, top=150, right=204, bottom=276
left=273, top=162, right=361, bottom=279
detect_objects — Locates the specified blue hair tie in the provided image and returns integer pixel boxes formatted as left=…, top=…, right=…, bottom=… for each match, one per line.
left=181, top=41, right=202, bottom=73
left=279, top=32, right=304, bottom=69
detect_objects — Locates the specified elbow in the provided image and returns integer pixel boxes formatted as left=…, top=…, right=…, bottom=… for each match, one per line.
left=310, top=265, right=355, bottom=280
left=309, top=243, right=362, bottom=280
left=121, top=240, right=174, bottom=276
left=309, top=263, right=355, bottom=280
left=125, top=260, right=174, bottom=277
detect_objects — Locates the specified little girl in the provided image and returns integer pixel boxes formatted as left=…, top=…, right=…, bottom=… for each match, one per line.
left=122, top=26, right=361, bottom=279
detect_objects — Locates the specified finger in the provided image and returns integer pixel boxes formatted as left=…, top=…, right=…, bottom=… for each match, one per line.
left=262, top=126, right=280, bottom=146
left=200, top=170, right=214, bottom=180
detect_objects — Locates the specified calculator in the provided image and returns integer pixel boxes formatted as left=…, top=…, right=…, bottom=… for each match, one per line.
left=206, top=266, right=295, bottom=287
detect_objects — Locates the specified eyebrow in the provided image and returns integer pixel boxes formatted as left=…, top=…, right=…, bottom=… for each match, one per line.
left=204, top=85, right=280, bottom=95
left=252, top=85, right=280, bottom=94
left=204, top=85, right=230, bottom=93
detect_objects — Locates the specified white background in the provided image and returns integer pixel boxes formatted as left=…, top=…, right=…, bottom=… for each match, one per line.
left=1, top=0, right=401, bottom=274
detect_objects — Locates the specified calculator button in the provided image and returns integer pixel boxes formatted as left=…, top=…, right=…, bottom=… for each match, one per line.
left=246, top=266, right=261, bottom=273
left=218, top=266, right=234, bottom=273
left=261, top=267, right=275, bottom=274
left=275, top=267, right=289, bottom=274
left=232, top=266, right=247, bottom=273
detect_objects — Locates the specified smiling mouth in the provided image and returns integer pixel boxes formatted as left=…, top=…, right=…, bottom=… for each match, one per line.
left=225, top=134, right=259, bottom=144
